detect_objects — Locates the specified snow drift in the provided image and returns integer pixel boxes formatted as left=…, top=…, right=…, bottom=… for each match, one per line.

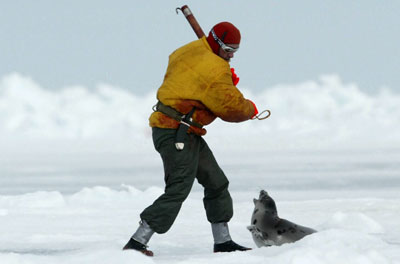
left=1, top=72, right=399, bottom=152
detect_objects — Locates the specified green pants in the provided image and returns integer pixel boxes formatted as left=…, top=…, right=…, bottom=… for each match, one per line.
left=140, top=128, right=233, bottom=234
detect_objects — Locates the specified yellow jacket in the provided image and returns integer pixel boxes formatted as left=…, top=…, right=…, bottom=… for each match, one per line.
left=149, top=36, right=255, bottom=135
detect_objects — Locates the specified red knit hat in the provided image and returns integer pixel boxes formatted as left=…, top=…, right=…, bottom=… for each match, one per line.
left=207, top=22, right=241, bottom=54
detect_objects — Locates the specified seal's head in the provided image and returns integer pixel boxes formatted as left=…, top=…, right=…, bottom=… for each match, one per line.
left=254, top=190, right=278, bottom=215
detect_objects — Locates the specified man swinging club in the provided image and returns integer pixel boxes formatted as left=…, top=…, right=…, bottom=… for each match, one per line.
left=122, top=17, right=259, bottom=256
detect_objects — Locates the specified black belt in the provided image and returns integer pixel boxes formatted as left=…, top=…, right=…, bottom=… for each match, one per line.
left=153, top=101, right=203, bottom=129
left=153, top=101, right=203, bottom=150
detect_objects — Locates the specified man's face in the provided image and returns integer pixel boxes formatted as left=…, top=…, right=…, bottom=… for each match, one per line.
left=218, top=44, right=239, bottom=62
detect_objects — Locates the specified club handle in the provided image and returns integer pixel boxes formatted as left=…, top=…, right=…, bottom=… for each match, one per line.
left=177, top=5, right=205, bottom=39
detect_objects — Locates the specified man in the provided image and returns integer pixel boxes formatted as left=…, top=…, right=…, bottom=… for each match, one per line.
left=123, top=22, right=258, bottom=256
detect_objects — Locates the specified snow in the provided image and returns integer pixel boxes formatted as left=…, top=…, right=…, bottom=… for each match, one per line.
left=1, top=186, right=399, bottom=263
left=1, top=73, right=400, bottom=149
left=1, top=73, right=400, bottom=263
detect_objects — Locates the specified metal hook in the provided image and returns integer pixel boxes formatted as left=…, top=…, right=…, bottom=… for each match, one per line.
left=176, top=7, right=182, bottom=15
left=252, top=109, right=271, bottom=120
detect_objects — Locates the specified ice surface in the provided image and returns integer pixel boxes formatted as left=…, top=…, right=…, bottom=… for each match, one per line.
left=0, top=186, right=399, bottom=263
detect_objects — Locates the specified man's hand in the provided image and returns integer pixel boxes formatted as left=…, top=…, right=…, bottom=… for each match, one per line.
left=248, top=100, right=259, bottom=119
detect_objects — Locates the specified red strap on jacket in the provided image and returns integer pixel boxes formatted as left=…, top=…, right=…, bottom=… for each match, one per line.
left=230, top=68, right=239, bottom=86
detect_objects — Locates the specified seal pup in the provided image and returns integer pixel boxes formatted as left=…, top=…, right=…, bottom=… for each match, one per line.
left=247, top=190, right=316, bottom=247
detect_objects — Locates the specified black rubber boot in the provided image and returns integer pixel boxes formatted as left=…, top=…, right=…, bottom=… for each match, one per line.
left=213, top=240, right=252, bottom=253
left=122, top=238, right=154, bottom=257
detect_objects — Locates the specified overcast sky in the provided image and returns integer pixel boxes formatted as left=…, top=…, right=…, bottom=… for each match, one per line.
left=1, top=0, right=399, bottom=94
